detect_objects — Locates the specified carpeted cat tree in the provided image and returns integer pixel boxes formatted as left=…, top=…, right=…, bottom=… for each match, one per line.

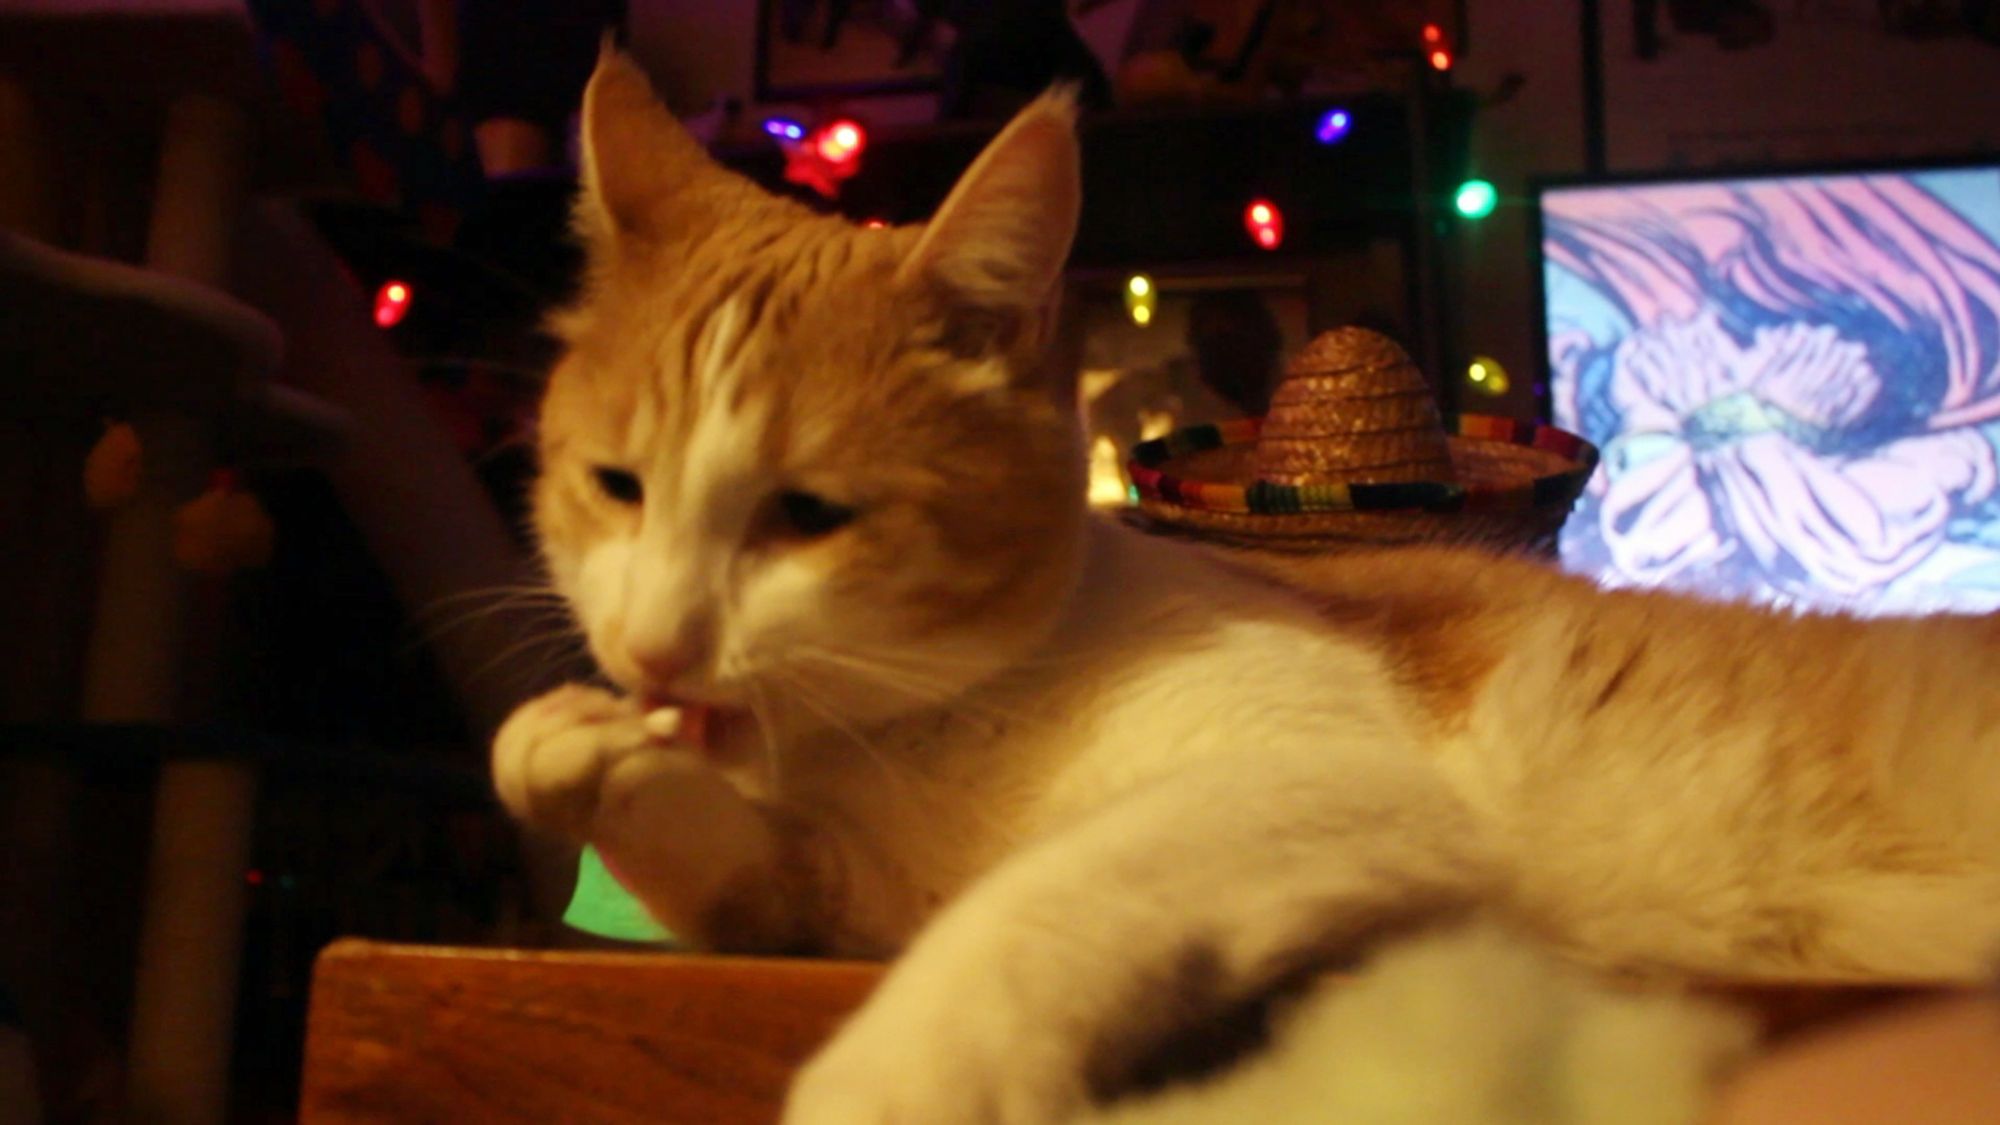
left=0, top=5, right=573, bottom=1121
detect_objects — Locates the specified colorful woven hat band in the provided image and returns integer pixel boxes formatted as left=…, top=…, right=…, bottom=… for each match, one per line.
left=1130, top=414, right=1599, bottom=517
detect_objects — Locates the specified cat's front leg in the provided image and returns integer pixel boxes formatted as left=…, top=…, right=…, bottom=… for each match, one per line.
left=784, top=743, right=1494, bottom=1125
left=492, top=683, right=836, bottom=952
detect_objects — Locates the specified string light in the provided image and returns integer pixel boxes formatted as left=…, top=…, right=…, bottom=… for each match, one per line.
left=762, top=116, right=806, bottom=142
left=1125, top=273, right=1157, bottom=326
left=1315, top=107, right=1352, bottom=145
left=1429, top=48, right=1453, bottom=71
left=1244, top=199, right=1283, bottom=250
left=1454, top=179, right=1498, bottom=219
left=373, top=279, right=411, bottom=328
left=1467, top=355, right=1511, bottom=396
left=1423, top=23, right=1443, bottom=43
left=786, top=118, right=867, bottom=198
left=816, top=119, right=866, bottom=163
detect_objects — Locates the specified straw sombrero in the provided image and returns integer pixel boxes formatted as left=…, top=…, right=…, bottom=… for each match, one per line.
left=1125, top=327, right=1598, bottom=557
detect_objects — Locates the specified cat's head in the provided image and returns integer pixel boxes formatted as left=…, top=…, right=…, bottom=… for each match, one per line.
left=535, top=49, right=1087, bottom=727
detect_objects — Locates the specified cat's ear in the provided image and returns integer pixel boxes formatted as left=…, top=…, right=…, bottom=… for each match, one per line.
left=576, top=44, right=735, bottom=249
left=898, top=88, right=1081, bottom=314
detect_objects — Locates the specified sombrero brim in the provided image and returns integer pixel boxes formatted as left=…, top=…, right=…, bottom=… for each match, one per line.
left=1126, top=414, right=1599, bottom=555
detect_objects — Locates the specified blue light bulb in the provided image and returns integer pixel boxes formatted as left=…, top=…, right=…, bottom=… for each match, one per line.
left=1315, top=108, right=1352, bottom=145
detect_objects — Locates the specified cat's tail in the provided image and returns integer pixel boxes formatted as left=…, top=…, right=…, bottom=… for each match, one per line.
left=1081, top=918, right=1758, bottom=1125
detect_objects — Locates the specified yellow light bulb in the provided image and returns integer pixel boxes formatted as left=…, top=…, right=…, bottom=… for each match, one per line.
left=1466, top=355, right=1510, bottom=397
left=1127, top=275, right=1151, bottom=297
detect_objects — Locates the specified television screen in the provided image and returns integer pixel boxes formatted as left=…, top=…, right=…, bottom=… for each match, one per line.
left=1538, top=162, right=2000, bottom=615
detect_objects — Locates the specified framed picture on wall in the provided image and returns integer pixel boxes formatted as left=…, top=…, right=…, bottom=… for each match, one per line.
left=1597, top=0, right=1999, bottom=170
left=1119, top=0, right=1468, bottom=96
left=754, top=0, right=954, bottom=101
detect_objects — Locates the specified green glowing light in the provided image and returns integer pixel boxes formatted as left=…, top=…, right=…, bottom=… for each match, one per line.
left=1454, top=179, right=1498, bottom=220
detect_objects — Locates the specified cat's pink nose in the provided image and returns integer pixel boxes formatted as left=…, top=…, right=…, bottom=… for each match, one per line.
left=623, top=611, right=713, bottom=691
left=626, top=642, right=701, bottom=689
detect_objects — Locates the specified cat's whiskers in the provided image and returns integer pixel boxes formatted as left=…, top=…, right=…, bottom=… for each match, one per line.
left=769, top=665, right=942, bottom=812
left=741, top=675, right=786, bottom=795
left=782, top=659, right=1024, bottom=838
left=772, top=666, right=881, bottom=758
left=412, top=585, right=571, bottom=631
left=407, top=584, right=576, bottom=655
left=462, top=624, right=590, bottom=694
left=792, top=646, right=990, bottom=707
left=822, top=639, right=1090, bottom=674
left=787, top=644, right=1047, bottom=734
left=786, top=645, right=966, bottom=708
left=415, top=582, right=570, bottom=614
left=405, top=607, right=580, bottom=671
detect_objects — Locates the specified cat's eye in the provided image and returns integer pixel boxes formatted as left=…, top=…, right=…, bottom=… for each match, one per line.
left=592, top=466, right=644, bottom=505
left=776, top=489, right=857, bottom=538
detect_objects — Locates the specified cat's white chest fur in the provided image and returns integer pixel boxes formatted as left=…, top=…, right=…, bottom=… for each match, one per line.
left=771, top=518, right=1418, bottom=951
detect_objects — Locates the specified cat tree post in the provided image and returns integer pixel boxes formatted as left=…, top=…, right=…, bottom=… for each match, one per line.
left=232, top=202, right=584, bottom=928
left=0, top=76, right=54, bottom=239
left=94, top=90, right=257, bottom=1125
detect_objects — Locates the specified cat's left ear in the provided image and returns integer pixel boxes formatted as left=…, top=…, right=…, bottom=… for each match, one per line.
left=897, top=88, right=1081, bottom=319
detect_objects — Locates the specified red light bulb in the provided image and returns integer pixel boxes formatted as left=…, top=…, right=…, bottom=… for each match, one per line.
left=1429, top=48, right=1452, bottom=71
left=1243, top=199, right=1283, bottom=251
left=1423, top=23, right=1442, bottom=44
left=373, top=279, right=412, bottom=328
left=817, top=119, right=866, bottom=163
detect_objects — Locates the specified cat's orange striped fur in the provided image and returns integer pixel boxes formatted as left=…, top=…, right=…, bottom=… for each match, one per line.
left=494, top=49, right=2000, bottom=1124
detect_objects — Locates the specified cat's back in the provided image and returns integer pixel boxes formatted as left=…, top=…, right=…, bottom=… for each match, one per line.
left=1448, top=561, right=2000, bottom=861
left=1488, top=582, right=2000, bottom=978
left=1223, top=544, right=2000, bottom=978
left=1232, top=543, right=2000, bottom=812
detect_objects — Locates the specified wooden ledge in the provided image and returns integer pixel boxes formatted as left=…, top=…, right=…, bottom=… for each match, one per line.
left=299, top=938, right=1984, bottom=1124
left=299, top=939, right=882, bottom=1124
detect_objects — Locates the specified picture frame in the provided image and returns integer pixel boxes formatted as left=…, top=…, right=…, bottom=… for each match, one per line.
left=1591, top=0, right=1999, bottom=171
left=754, top=0, right=953, bottom=102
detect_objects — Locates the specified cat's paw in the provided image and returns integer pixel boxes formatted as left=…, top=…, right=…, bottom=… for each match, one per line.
left=783, top=923, right=1089, bottom=1125
left=786, top=1011, right=1083, bottom=1125
left=491, top=683, right=665, bottom=839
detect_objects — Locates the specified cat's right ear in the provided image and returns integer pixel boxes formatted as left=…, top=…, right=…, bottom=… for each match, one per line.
left=576, top=44, right=730, bottom=251
left=897, top=88, right=1082, bottom=316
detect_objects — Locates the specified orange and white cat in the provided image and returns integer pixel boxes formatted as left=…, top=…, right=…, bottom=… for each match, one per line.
left=493, top=50, right=2000, bottom=1123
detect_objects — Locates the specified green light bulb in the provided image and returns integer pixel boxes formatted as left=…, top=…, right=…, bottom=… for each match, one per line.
left=1454, top=179, right=1498, bottom=220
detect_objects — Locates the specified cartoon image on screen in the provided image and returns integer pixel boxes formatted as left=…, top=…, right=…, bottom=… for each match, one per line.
left=1543, top=168, right=2000, bottom=615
